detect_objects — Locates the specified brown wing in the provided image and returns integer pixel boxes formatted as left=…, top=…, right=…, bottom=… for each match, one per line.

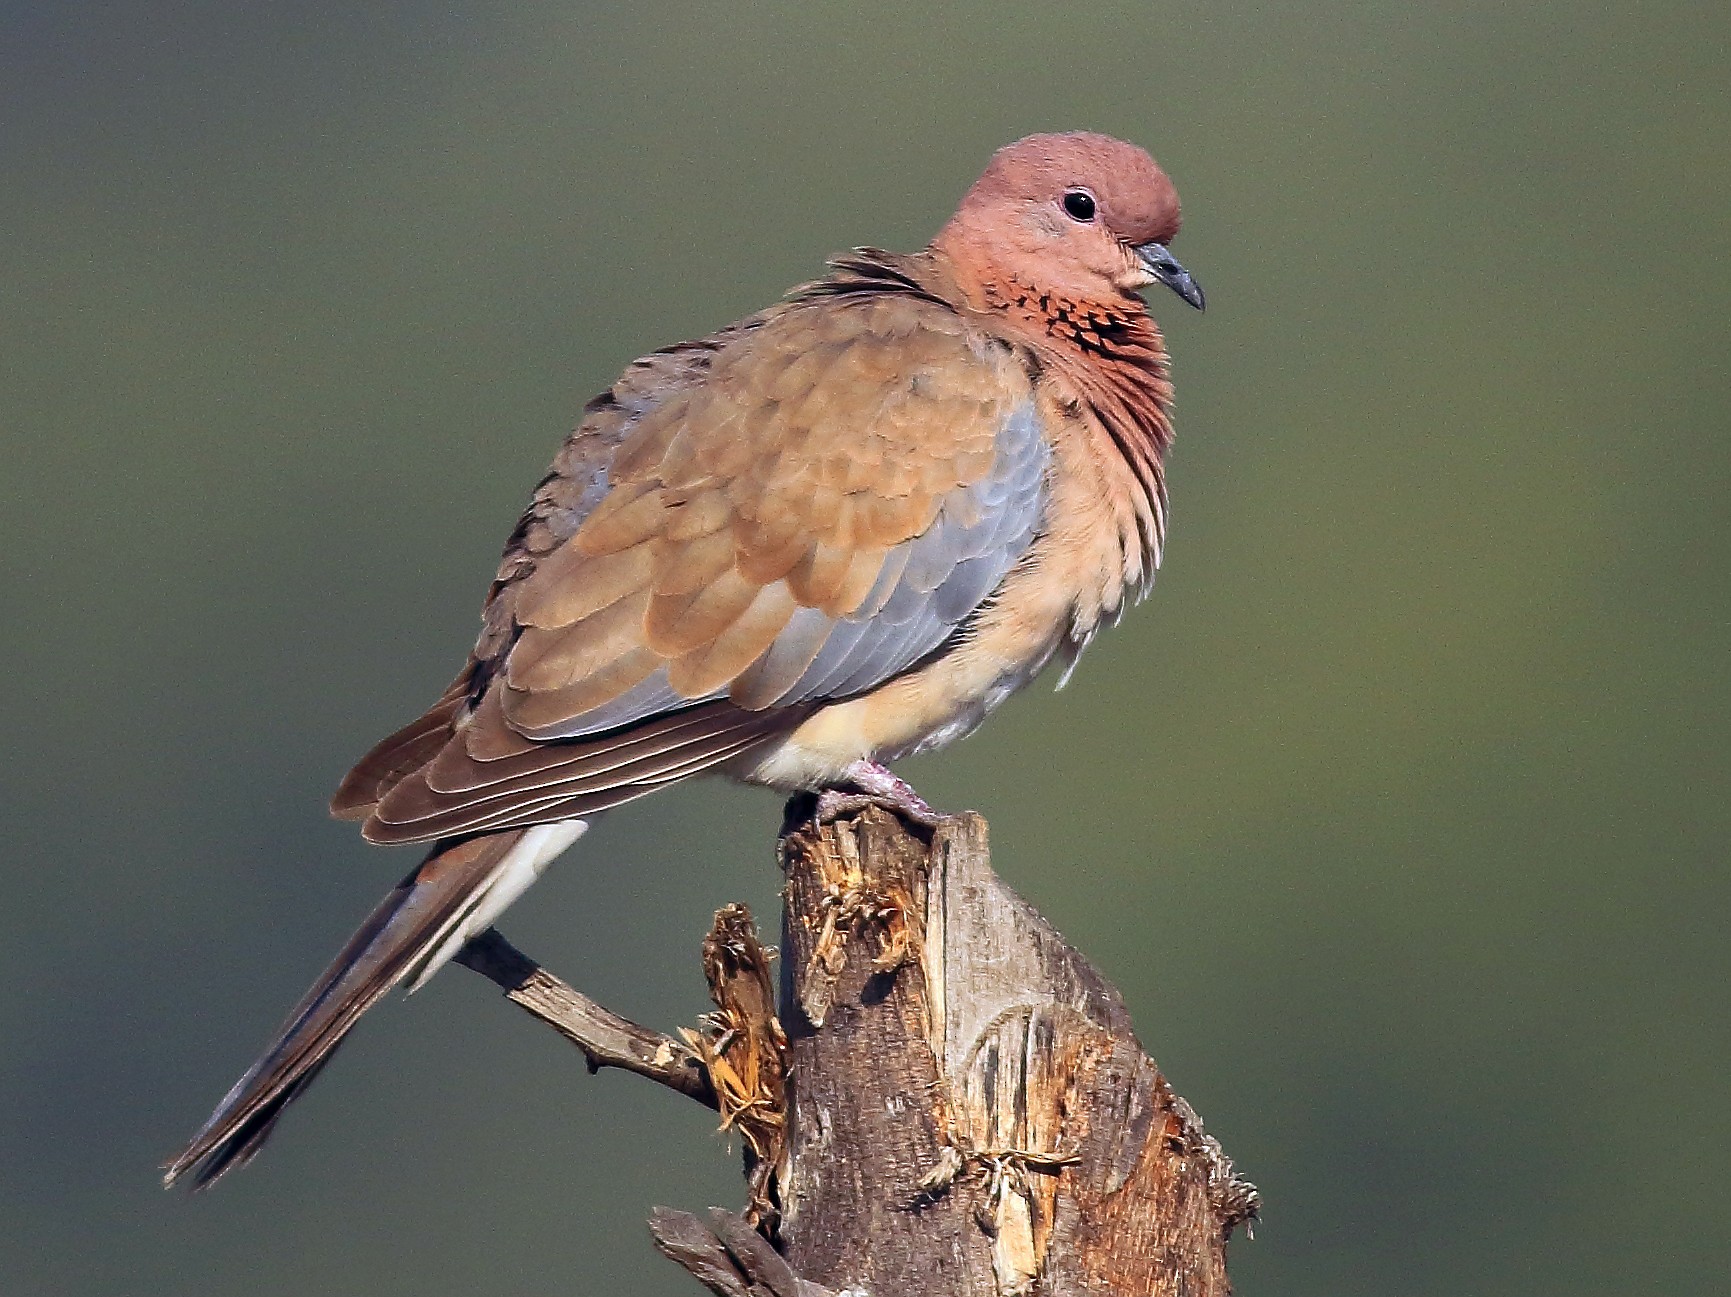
left=338, top=261, right=1044, bottom=845
left=329, top=326, right=751, bottom=821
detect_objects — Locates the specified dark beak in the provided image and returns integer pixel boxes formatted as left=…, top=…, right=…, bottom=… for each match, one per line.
left=1136, top=243, right=1205, bottom=311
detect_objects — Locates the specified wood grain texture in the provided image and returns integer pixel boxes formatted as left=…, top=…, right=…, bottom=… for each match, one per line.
left=768, top=807, right=1257, bottom=1296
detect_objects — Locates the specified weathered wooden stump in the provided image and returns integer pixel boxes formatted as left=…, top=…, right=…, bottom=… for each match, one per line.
left=461, top=805, right=1257, bottom=1295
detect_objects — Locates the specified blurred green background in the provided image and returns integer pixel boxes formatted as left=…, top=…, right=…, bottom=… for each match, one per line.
left=4, top=2, right=1726, bottom=1293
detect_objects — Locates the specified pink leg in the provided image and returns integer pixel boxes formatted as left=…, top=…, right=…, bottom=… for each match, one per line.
left=813, top=760, right=944, bottom=829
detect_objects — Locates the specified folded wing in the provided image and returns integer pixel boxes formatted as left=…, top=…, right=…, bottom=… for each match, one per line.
left=341, top=265, right=1050, bottom=844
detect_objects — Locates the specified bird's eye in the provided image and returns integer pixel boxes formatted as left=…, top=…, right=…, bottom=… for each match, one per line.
left=1061, top=189, right=1097, bottom=222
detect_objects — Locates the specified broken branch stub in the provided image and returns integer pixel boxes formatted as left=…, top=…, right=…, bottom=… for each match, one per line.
left=455, top=927, right=714, bottom=1104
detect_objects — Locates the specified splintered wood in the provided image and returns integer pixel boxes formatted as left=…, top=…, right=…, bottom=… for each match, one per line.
left=689, top=903, right=789, bottom=1228
left=791, top=814, right=917, bottom=1028
left=769, top=808, right=1258, bottom=1297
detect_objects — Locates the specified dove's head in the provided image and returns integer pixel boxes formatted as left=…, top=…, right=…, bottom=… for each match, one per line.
left=933, top=131, right=1203, bottom=314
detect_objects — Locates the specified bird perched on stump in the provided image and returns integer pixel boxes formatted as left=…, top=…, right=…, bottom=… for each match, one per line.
left=166, top=131, right=1206, bottom=1188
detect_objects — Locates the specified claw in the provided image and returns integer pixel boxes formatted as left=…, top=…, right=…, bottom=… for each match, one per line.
left=814, top=761, right=945, bottom=829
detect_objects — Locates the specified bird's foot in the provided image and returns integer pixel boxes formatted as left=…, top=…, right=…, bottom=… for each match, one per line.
left=813, top=761, right=945, bottom=830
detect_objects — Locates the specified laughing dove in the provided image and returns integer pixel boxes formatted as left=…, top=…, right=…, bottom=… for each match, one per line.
left=167, top=131, right=1205, bottom=1188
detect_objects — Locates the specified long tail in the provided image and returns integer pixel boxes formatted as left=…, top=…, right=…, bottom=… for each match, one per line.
left=163, top=819, right=588, bottom=1189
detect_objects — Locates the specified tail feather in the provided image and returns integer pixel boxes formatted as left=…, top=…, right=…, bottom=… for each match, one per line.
left=164, top=822, right=586, bottom=1189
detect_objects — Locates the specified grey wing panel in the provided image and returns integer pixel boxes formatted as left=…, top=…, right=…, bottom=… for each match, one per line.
left=758, top=399, right=1049, bottom=706
left=544, top=669, right=693, bottom=736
